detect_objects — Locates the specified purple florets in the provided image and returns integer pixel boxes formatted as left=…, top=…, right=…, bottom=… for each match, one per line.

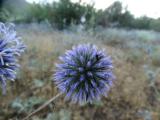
left=54, top=44, right=114, bottom=104
left=0, top=23, right=25, bottom=94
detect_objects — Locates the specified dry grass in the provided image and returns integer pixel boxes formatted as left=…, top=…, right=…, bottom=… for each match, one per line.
left=0, top=25, right=160, bottom=120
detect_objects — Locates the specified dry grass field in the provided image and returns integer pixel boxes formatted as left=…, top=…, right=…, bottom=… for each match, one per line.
left=0, top=23, right=160, bottom=120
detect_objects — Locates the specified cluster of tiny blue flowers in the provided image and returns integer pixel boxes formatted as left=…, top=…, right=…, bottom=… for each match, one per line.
left=0, top=23, right=25, bottom=94
left=54, top=44, right=114, bottom=104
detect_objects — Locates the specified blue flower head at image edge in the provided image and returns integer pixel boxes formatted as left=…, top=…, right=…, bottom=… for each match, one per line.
left=0, top=23, right=25, bottom=94
left=54, top=44, right=115, bottom=104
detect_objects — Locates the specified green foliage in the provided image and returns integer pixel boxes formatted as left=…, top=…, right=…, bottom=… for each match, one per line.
left=94, top=1, right=123, bottom=27
left=20, top=0, right=96, bottom=29
left=48, top=0, right=96, bottom=29
left=95, top=1, right=134, bottom=28
left=46, top=109, right=71, bottom=120
left=25, top=3, right=50, bottom=23
left=106, top=1, right=122, bottom=23
left=95, top=10, right=109, bottom=27
left=49, top=0, right=84, bottom=29
left=0, top=8, right=11, bottom=22
left=10, top=98, right=24, bottom=113
left=10, top=97, right=46, bottom=114
left=119, top=10, right=134, bottom=27
left=131, top=16, right=152, bottom=30
left=46, top=113, right=59, bottom=120
left=150, top=18, right=160, bottom=31
left=0, top=0, right=29, bottom=22
left=1, top=0, right=160, bottom=31
left=34, top=79, right=45, bottom=88
left=0, top=0, right=4, bottom=7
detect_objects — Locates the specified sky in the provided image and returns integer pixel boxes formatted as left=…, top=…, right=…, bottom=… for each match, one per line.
left=26, top=0, right=160, bottom=19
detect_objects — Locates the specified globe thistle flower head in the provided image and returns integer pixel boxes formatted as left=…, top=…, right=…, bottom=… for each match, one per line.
left=54, top=44, right=114, bottom=105
left=0, top=23, right=25, bottom=94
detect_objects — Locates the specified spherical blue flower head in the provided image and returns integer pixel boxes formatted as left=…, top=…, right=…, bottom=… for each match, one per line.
left=54, top=44, right=114, bottom=105
left=0, top=23, right=26, bottom=94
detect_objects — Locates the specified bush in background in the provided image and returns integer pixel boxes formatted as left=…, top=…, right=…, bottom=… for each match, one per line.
left=1, top=0, right=160, bottom=31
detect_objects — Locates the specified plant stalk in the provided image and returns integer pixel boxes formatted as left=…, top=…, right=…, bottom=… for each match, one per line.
left=22, top=92, right=63, bottom=120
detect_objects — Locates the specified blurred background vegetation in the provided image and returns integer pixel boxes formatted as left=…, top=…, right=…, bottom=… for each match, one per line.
left=0, top=0, right=160, bottom=30
left=0, top=0, right=160, bottom=120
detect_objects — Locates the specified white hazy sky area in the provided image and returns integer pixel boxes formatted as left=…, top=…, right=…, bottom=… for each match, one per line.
left=26, top=0, right=160, bottom=19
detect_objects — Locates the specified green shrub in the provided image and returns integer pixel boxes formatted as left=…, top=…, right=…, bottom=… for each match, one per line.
left=150, top=19, right=160, bottom=32
left=22, top=0, right=96, bottom=29
left=48, top=0, right=96, bottom=29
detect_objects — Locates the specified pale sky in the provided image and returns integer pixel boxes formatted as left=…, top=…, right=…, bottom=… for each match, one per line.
left=26, top=0, right=160, bottom=19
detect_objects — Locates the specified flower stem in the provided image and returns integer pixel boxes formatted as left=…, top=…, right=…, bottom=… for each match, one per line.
left=22, top=92, right=63, bottom=120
